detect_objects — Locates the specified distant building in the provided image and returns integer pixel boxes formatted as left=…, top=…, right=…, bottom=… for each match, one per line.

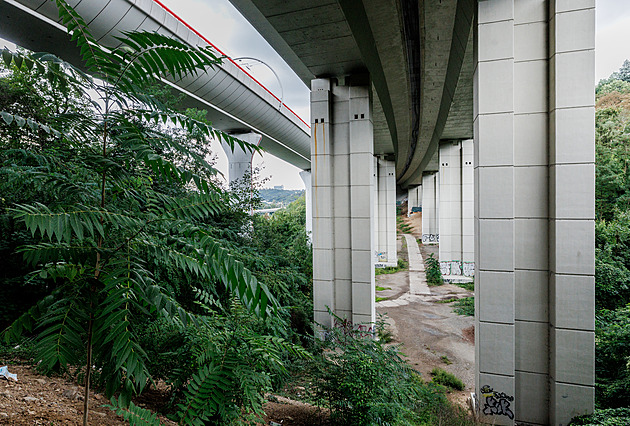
left=273, top=185, right=284, bottom=190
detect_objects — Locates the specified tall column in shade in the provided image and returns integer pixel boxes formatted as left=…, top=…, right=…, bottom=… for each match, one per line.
left=474, top=2, right=516, bottom=424
left=373, top=157, right=379, bottom=264
left=311, top=78, right=375, bottom=330
left=421, top=172, right=439, bottom=244
left=439, top=141, right=463, bottom=276
left=377, top=158, right=397, bottom=266
left=407, top=185, right=418, bottom=216
left=220, top=132, right=261, bottom=185
left=474, top=1, right=595, bottom=424
left=549, top=1, right=595, bottom=424
left=299, top=170, right=312, bottom=240
left=462, top=139, right=474, bottom=277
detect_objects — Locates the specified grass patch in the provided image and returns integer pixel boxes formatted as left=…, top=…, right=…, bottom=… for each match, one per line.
left=375, top=286, right=391, bottom=291
left=431, top=368, right=465, bottom=391
left=375, top=296, right=389, bottom=302
left=455, top=281, right=474, bottom=292
left=398, top=224, right=413, bottom=234
left=375, top=258, right=408, bottom=275
left=453, top=297, right=474, bottom=316
left=440, top=355, right=452, bottom=365
left=434, top=297, right=458, bottom=304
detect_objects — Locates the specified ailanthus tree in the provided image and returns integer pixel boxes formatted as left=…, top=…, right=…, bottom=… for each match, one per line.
left=0, top=0, right=276, bottom=424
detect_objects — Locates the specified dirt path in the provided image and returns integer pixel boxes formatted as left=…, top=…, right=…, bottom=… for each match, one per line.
left=376, top=235, right=474, bottom=407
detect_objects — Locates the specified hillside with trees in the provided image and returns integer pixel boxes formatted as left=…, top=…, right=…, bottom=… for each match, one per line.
left=572, top=60, right=630, bottom=423
left=259, top=188, right=304, bottom=207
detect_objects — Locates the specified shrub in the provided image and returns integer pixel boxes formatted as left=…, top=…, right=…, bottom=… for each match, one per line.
left=426, top=253, right=444, bottom=286
left=569, top=407, right=630, bottom=425
left=311, top=314, right=433, bottom=425
left=431, top=368, right=465, bottom=391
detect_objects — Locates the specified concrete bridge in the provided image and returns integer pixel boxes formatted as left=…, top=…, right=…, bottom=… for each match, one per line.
left=228, top=1, right=596, bottom=424
left=0, top=0, right=595, bottom=424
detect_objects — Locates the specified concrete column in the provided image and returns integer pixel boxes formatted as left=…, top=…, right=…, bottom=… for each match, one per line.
left=373, top=157, right=380, bottom=264
left=421, top=172, right=439, bottom=244
left=549, top=2, right=596, bottom=424
left=407, top=185, right=418, bottom=216
left=311, top=78, right=375, bottom=330
left=299, top=170, right=312, bottom=239
left=474, top=1, right=594, bottom=424
left=220, top=132, right=261, bottom=185
left=438, top=139, right=474, bottom=278
left=439, top=141, right=463, bottom=276
left=462, top=139, right=474, bottom=277
left=376, top=158, right=397, bottom=266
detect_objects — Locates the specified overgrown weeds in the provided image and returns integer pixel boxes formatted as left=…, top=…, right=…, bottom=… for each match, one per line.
left=431, top=368, right=465, bottom=391
left=376, top=258, right=409, bottom=275
left=453, top=297, right=474, bottom=317
left=425, top=253, right=444, bottom=286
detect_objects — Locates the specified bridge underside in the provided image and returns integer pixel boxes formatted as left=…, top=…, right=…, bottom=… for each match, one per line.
left=229, top=0, right=596, bottom=424
left=1, top=0, right=596, bottom=423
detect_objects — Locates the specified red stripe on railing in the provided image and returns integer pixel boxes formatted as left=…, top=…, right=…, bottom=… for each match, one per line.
left=151, top=0, right=310, bottom=129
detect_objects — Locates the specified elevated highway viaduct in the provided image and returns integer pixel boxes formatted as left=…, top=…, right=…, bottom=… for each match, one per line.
left=0, top=0, right=596, bottom=423
left=228, top=0, right=596, bottom=424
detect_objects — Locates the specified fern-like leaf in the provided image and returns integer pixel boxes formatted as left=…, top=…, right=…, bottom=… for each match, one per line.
left=107, top=396, right=164, bottom=426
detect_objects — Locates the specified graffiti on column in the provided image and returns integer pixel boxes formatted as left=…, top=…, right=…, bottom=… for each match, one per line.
left=440, top=261, right=450, bottom=276
left=463, top=262, right=475, bottom=277
left=333, top=317, right=374, bottom=338
left=480, top=385, right=514, bottom=420
left=450, top=261, right=462, bottom=275
left=421, top=233, right=439, bottom=243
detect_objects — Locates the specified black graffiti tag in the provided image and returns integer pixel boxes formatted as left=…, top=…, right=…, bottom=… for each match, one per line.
left=481, top=386, right=514, bottom=420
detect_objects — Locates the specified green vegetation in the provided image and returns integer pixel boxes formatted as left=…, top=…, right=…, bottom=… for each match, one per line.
left=452, top=297, right=474, bottom=317
left=0, top=1, right=309, bottom=424
left=430, top=368, right=465, bottom=391
left=308, top=313, right=474, bottom=425
left=397, top=215, right=413, bottom=233
left=375, top=257, right=409, bottom=275
left=440, top=355, right=452, bottom=365
left=569, top=408, right=630, bottom=425
left=456, top=281, right=474, bottom=292
left=592, top=61, right=630, bottom=412
left=425, top=253, right=444, bottom=286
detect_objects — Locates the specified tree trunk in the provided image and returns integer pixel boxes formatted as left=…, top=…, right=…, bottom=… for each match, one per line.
left=83, top=314, right=94, bottom=426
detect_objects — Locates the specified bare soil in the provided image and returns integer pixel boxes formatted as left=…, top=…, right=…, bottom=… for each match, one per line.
left=0, top=363, right=176, bottom=425
left=376, top=229, right=475, bottom=409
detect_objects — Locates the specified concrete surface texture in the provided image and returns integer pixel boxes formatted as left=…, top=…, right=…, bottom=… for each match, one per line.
left=474, top=1, right=596, bottom=424
left=375, top=158, right=398, bottom=266
left=421, top=172, right=440, bottom=244
left=311, top=79, right=375, bottom=329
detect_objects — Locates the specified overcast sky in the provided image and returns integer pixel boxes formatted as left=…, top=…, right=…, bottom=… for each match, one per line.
left=2, top=1, right=629, bottom=189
